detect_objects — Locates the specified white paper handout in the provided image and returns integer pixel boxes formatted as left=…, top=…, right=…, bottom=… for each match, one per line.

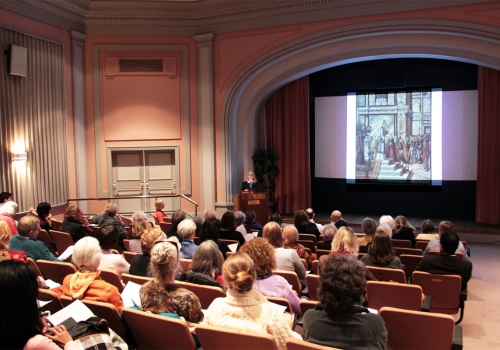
left=121, top=281, right=142, bottom=308
left=47, top=300, right=94, bottom=326
left=44, top=279, right=61, bottom=289
left=58, top=245, right=74, bottom=261
left=227, top=243, right=238, bottom=253
left=267, top=301, right=287, bottom=314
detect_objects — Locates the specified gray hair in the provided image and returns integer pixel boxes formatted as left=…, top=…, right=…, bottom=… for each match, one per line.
left=377, top=224, right=393, bottom=238
left=72, top=237, right=101, bottom=272
left=234, top=211, right=245, bottom=226
left=177, top=219, right=196, bottom=240
left=379, top=215, right=395, bottom=229
left=0, top=201, right=18, bottom=216
left=132, top=210, right=147, bottom=221
left=322, top=225, right=337, bottom=239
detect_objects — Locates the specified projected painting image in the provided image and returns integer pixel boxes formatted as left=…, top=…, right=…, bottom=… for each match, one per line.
left=355, top=91, right=431, bottom=183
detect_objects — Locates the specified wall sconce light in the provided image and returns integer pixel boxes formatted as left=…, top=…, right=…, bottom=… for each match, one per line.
left=12, top=151, right=27, bottom=162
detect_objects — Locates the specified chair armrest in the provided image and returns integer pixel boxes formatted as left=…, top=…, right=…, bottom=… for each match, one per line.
left=452, top=325, right=463, bottom=350
left=466, top=247, right=470, bottom=257
left=460, top=287, right=468, bottom=302
left=295, top=314, right=303, bottom=328
left=421, top=295, right=432, bottom=312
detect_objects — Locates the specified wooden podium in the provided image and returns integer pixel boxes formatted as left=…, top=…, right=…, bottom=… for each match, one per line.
left=234, top=192, right=269, bottom=225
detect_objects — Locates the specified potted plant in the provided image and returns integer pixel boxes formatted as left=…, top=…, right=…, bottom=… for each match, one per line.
left=252, top=148, right=280, bottom=203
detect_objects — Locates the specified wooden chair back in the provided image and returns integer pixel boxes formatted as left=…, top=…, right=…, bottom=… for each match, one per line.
left=390, top=239, right=412, bottom=248
left=38, top=288, right=64, bottom=315
left=298, top=234, right=318, bottom=245
left=179, top=258, right=192, bottom=273
left=297, top=240, right=316, bottom=253
left=48, top=230, right=74, bottom=255
left=159, top=222, right=172, bottom=233
left=366, top=266, right=406, bottom=284
left=37, top=230, right=56, bottom=255
left=315, top=249, right=330, bottom=259
left=117, top=214, right=132, bottom=227
left=36, top=260, right=77, bottom=284
left=305, top=274, right=320, bottom=301
left=299, top=300, right=318, bottom=315
left=366, top=281, right=424, bottom=311
left=265, top=296, right=293, bottom=313
left=300, top=258, right=308, bottom=271
left=273, top=270, right=302, bottom=296
left=123, top=239, right=131, bottom=251
left=122, top=273, right=152, bottom=285
left=27, top=257, right=43, bottom=277
left=123, top=307, right=196, bottom=350
left=399, top=254, right=423, bottom=281
left=286, top=338, right=340, bottom=350
left=175, top=281, right=225, bottom=309
left=394, top=247, right=423, bottom=256
left=219, top=239, right=240, bottom=252
left=380, top=306, right=456, bottom=350
left=412, top=271, right=462, bottom=314
left=415, top=240, right=429, bottom=251
left=50, top=218, right=62, bottom=231
left=427, top=250, right=464, bottom=260
left=195, top=324, right=278, bottom=350
left=152, top=213, right=160, bottom=225
left=311, top=260, right=319, bottom=275
left=98, top=269, right=124, bottom=293
left=123, top=251, right=139, bottom=264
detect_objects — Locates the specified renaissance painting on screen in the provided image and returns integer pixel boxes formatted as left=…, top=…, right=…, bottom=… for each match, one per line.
left=354, top=90, right=432, bottom=184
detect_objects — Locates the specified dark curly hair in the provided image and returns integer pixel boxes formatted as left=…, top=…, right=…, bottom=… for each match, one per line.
left=240, top=238, right=276, bottom=277
left=294, top=210, right=310, bottom=228
left=319, top=254, right=366, bottom=315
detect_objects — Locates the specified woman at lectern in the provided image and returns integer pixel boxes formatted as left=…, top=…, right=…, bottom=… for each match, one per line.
left=241, top=170, right=261, bottom=192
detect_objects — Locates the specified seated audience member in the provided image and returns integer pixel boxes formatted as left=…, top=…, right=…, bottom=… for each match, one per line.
left=128, top=210, right=149, bottom=253
left=140, top=241, right=204, bottom=323
left=240, top=170, right=261, bottom=192
left=243, top=210, right=263, bottom=231
left=154, top=199, right=167, bottom=223
left=416, top=219, right=439, bottom=241
left=198, top=218, right=231, bottom=259
left=0, top=201, right=18, bottom=235
left=165, top=209, right=186, bottom=242
left=358, top=218, right=377, bottom=252
left=91, top=202, right=127, bottom=249
left=392, top=215, right=416, bottom=247
left=193, top=215, right=204, bottom=237
left=201, top=253, right=301, bottom=349
left=95, top=224, right=130, bottom=277
left=423, top=221, right=469, bottom=261
left=258, top=212, right=281, bottom=237
left=0, top=191, right=13, bottom=209
left=317, top=225, right=336, bottom=251
left=241, top=238, right=302, bottom=315
left=179, top=240, right=225, bottom=288
left=129, top=226, right=166, bottom=277
left=220, top=211, right=246, bottom=246
left=234, top=210, right=249, bottom=239
left=61, top=205, right=92, bottom=243
left=416, top=231, right=473, bottom=290
left=0, top=260, right=78, bottom=350
left=204, top=210, right=218, bottom=220
left=294, top=209, right=320, bottom=240
left=178, top=219, right=198, bottom=259
left=0, top=221, right=12, bottom=261
left=30, top=202, right=53, bottom=231
left=263, top=222, right=306, bottom=282
left=379, top=215, right=395, bottom=236
left=306, top=208, right=323, bottom=232
left=303, top=254, right=387, bottom=349
left=9, top=215, right=59, bottom=261
left=56, top=236, right=124, bottom=311
left=361, top=228, right=402, bottom=269
left=330, top=210, right=342, bottom=225
left=282, top=225, right=314, bottom=270
left=335, top=219, right=348, bottom=230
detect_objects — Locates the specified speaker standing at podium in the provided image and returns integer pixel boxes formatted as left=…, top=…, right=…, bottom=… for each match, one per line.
left=240, top=170, right=261, bottom=193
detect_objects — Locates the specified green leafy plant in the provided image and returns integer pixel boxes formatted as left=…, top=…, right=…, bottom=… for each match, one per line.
left=252, top=148, right=280, bottom=196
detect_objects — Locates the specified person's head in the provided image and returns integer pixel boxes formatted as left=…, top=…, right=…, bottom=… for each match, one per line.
left=36, top=202, right=51, bottom=218
left=131, top=211, right=149, bottom=239
left=245, top=210, right=256, bottom=223
left=0, top=192, right=13, bottom=203
left=305, top=208, right=315, bottom=219
left=379, top=215, right=395, bottom=229
left=282, top=225, right=299, bottom=244
left=323, top=225, right=337, bottom=241
left=171, top=209, right=186, bottom=229
left=0, top=260, right=41, bottom=349
left=331, top=226, right=358, bottom=256
left=191, top=240, right=224, bottom=279
left=199, top=218, right=221, bottom=242
left=330, top=210, right=342, bottom=223
left=0, top=221, right=11, bottom=253
left=438, top=221, right=455, bottom=236
left=234, top=211, right=245, bottom=226
left=104, top=202, right=118, bottom=217
left=362, top=218, right=377, bottom=236
left=240, top=237, right=276, bottom=278
left=205, top=210, right=218, bottom=220
left=177, top=219, right=196, bottom=241
left=150, top=241, right=179, bottom=281
left=72, top=236, right=101, bottom=272
left=140, top=226, right=166, bottom=255
left=377, top=224, right=393, bottom=238
left=394, top=215, right=413, bottom=232
left=65, top=204, right=84, bottom=222
left=421, top=220, right=435, bottom=234
left=94, top=224, right=119, bottom=250
left=262, top=221, right=283, bottom=248
left=440, top=231, right=460, bottom=255
left=17, top=215, right=40, bottom=238
left=0, top=201, right=18, bottom=216
left=246, top=171, right=256, bottom=182
left=294, top=210, right=310, bottom=227
left=269, top=212, right=282, bottom=226
left=335, top=219, right=347, bottom=229
left=193, top=215, right=205, bottom=235
left=155, top=199, right=165, bottom=210
left=367, top=230, right=395, bottom=266
left=220, top=211, right=237, bottom=231
left=222, top=252, right=256, bottom=293
left=319, top=254, right=366, bottom=315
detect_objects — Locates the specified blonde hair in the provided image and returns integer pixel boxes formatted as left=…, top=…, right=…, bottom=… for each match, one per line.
left=150, top=241, right=178, bottom=280
left=262, top=221, right=282, bottom=248
left=282, top=225, right=298, bottom=244
left=0, top=221, right=11, bottom=253
left=72, top=237, right=101, bottom=272
left=331, top=226, right=358, bottom=256
left=141, top=227, right=166, bottom=254
left=131, top=211, right=149, bottom=239
left=222, top=252, right=256, bottom=293
left=104, top=202, right=118, bottom=217
left=155, top=200, right=164, bottom=210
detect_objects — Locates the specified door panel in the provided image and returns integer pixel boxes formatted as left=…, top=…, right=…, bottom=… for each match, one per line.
left=145, top=150, right=179, bottom=213
left=112, top=151, right=145, bottom=214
